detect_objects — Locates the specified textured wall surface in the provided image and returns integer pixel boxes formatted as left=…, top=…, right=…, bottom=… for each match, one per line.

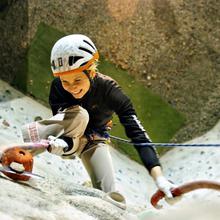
left=1, top=0, right=220, bottom=141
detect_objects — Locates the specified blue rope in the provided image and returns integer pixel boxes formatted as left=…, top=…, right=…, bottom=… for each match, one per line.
left=109, top=135, right=220, bottom=147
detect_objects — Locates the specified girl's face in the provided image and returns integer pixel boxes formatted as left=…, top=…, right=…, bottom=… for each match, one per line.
left=60, top=72, right=90, bottom=99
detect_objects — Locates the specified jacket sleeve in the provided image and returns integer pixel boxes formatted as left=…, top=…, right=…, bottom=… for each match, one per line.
left=106, top=80, right=161, bottom=173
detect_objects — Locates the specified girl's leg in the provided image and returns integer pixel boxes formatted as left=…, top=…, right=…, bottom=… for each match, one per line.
left=80, top=142, right=126, bottom=209
left=80, top=142, right=116, bottom=192
left=21, top=105, right=89, bottom=156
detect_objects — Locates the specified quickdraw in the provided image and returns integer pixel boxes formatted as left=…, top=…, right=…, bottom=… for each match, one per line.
left=151, top=180, right=220, bottom=209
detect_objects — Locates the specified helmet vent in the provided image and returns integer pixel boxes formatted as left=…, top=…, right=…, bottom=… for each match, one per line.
left=79, top=47, right=93, bottom=55
left=83, top=40, right=95, bottom=50
left=58, top=58, right=63, bottom=66
left=51, top=60, right=56, bottom=70
left=80, top=61, right=88, bottom=67
left=69, top=56, right=84, bottom=66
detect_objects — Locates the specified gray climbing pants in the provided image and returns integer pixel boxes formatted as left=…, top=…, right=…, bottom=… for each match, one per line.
left=21, top=105, right=89, bottom=156
left=80, top=142, right=116, bottom=192
left=21, top=105, right=116, bottom=192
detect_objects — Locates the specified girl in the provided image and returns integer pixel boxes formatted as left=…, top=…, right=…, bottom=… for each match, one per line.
left=22, top=34, right=175, bottom=209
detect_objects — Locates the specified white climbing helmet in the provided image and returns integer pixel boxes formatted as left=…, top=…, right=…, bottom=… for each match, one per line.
left=50, top=34, right=99, bottom=77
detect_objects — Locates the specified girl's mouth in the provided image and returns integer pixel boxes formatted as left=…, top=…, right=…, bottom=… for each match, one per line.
left=72, top=89, right=82, bottom=95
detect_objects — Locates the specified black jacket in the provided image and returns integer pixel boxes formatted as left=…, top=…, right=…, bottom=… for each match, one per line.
left=49, top=73, right=160, bottom=172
